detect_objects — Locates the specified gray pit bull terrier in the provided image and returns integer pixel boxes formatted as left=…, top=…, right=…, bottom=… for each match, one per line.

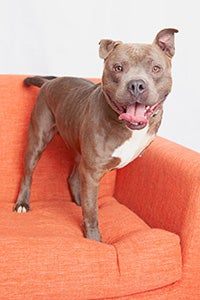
left=14, top=28, right=178, bottom=242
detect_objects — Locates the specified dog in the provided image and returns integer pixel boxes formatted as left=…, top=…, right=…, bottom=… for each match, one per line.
left=14, top=28, right=178, bottom=242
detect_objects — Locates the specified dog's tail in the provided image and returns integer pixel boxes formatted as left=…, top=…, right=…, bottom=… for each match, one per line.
left=24, top=76, right=57, bottom=88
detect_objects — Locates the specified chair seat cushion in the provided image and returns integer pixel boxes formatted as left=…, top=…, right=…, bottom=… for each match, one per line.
left=0, top=196, right=182, bottom=299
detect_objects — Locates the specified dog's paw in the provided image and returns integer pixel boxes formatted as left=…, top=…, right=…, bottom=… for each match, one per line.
left=14, top=203, right=30, bottom=213
left=84, top=226, right=102, bottom=242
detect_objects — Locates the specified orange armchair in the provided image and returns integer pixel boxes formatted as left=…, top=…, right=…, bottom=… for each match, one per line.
left=0, top=75, right=200, bottom=299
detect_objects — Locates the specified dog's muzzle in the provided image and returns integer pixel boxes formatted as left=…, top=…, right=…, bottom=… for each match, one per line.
left=119, top=100, right=164, bottom=130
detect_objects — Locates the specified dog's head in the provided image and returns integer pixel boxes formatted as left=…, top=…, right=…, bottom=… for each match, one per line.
left=99, top=28, right=178, bottom=130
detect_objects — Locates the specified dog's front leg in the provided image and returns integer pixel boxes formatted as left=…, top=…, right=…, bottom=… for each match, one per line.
left=79, top=163, right=102, bottom=242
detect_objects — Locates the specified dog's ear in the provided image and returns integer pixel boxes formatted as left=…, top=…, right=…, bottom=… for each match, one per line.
left=99, top=39, right=122, bottom=59
left=154, top=28, right=178, bottom=58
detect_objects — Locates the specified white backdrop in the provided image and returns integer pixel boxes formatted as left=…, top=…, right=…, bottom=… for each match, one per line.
left=0, top=0, right=199, bottom=152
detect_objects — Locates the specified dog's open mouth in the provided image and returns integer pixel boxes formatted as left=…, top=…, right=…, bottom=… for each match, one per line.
left=118, top=102, right=163, bottom=130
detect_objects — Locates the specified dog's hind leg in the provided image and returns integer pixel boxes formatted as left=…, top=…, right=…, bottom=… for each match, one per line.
left=14, top=94, right=57, bottom=213
left=68, top=161, right=81, bottom=206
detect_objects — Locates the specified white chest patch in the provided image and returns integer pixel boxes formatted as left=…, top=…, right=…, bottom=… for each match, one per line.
left=112, top=125, right=154, bottom=169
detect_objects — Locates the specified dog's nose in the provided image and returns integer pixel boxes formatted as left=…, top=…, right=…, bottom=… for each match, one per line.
left=128, top=80, right=147, bottom=97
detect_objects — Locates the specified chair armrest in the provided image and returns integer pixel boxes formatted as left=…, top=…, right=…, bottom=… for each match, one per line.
left=114, top=137, right=200, bottom=254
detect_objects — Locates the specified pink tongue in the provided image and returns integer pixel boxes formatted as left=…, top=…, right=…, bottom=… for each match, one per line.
left=119, top=103, right=148, bottom=124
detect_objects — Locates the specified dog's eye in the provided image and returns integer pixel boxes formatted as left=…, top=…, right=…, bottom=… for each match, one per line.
left=114, top=65, right=123, bottom=72
left=152, top=65, right=161, bottom=73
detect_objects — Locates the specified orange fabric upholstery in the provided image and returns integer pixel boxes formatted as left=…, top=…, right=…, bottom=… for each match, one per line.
left=0, top=75, right=199, bottom=299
